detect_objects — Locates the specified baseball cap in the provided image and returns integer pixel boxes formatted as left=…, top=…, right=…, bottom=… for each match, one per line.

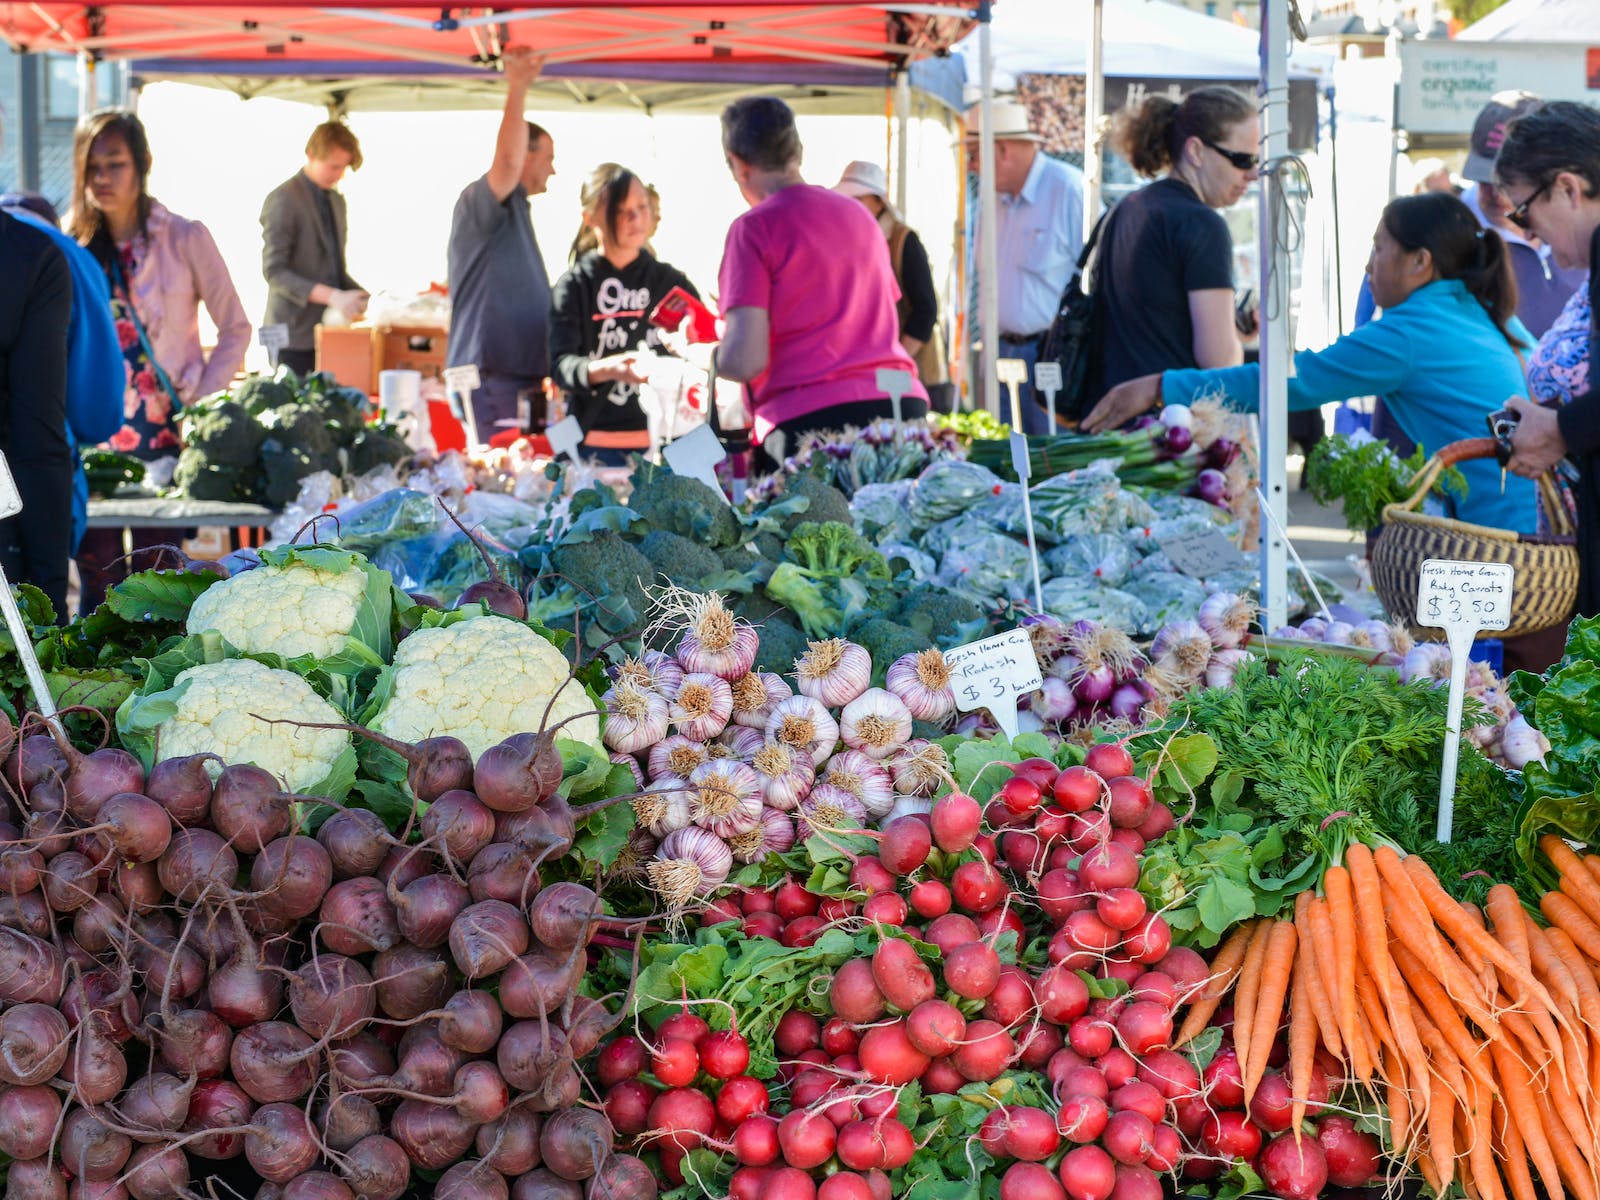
left=834, top=161, right=889, bottom=200
left=1463, top=90, right=1540, bottom=184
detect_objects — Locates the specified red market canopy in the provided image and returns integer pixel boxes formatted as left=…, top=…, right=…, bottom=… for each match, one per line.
left=1, top=2, right=975, bottom=88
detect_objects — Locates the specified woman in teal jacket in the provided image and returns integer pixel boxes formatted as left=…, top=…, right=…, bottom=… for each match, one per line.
left=1083, top=192, right=1538, bottom=534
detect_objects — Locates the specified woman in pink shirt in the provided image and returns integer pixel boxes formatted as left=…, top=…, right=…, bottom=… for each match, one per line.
left=69, top=109, right=250, bottom=608
left=709, top=97, right=926, bottom=468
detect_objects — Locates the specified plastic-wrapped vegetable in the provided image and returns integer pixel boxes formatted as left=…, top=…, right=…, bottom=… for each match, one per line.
left=849, top=480, right=918, bottom=542
left=1029, top=468, right=1125, bottom=538
left=907, top=460, right=1004, bottom=528
left=1122, top=573, right=1210, bottom=634
left=936, top=531, right=1035, bottom=603
left=1044, top=534, right=1138, bottom=588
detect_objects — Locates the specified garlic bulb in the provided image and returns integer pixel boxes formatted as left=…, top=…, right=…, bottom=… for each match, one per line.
left=727, top=806, right=798, bottom=864
left=602, top=683, right=669, bottom=755
left=689, top=759, right=763, bottom=839
left=883, top=795, right=933, bottom=824
left=1148, top=621, right=1213, bottom=679
left=821, top=748, right=897, bottom=820
left=1204, top=649, right=1253, bottom=691
left=887, top=740, right=952, bottom=798
left=648, top=735, right=711, bottom=783
left=749, top=741, right=815, bottom=812
left=884, top=650, right=956, bottom=723
left=839, top=688, right=914, bottom=761
left=798, top=783, right=868, bottom=837
left=765, top=695, right=840, bottom=767
left=648, top=826, right=733, bottom=904
left=642, top=650, right=685, bottom=699
left=1196, top=592, right=1254, bottom=651
left=717, top=725, right=766, bottom=760
left=670, top=673, right=735, bottom=742
left=633, top=778, right=694, bottom=839
left=794, top=639, right=872, bottom=709
left=730, top=671, right=793, bottom=730
left=675, top=594, right=761, bottom=681
left=610, top=827, right=659, bottom=882
left=609, top=753, right=645, bottom=792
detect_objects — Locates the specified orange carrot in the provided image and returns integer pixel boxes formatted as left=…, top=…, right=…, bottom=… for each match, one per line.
left=1494, top=1095, right=1542, bottom=1200
left=1541, top=835, right=1600, bottom=927
left=1175, top=920, right=1253, bottom=1047
left=1489, top=1035, right=1567, bottom=1200
left=1305, top=897, right=1346, bottom=1060
left=1288, top=939, right=1317, bottom=1137
left=1545, top=927, right=1600, bottom=1102
left=1383, top=1042, right=1412, bottom=1159
left=1375, top=845, right=1446, bottom=969
left=1488, top=884, right=1535, bottom=975
left=1293, top=893, right=1341, bottom=1059
left=1390, top=941, right=1493, bottom=1086
left=1535, top=1089, right=1600, bottom=1200
left=1461, top=902, right=1500, bottom=1006
left=1381, top=875, right=1501, bottom=1037
left=1245, top=920, right=1298, bottom=1104
left=1346, top=846, right=1393, bottom=997
left=1324, top=865, right=1365, bottom=1080
left=1462, top=1067, right=1507, bottom=1200
left=1231, top=918, right=1274, bottom=1082
left=1415, top=1011, right=1464, bottom=1191
left=1543, top=892, right=1600, bottom=964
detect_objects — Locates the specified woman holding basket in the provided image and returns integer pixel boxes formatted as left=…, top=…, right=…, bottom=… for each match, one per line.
left=1083, top=191, right=1539, bottom=536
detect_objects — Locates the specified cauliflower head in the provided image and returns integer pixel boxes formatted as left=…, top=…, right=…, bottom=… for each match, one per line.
left=187, top=563, right=366, bottom=660
left=369, top=615, right=599, bottom=760
left=155, top=659, right=352, bottom=793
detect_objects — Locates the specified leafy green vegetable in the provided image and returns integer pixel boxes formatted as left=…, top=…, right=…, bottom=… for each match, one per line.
left=1305, top=433, right=1467, bottom=534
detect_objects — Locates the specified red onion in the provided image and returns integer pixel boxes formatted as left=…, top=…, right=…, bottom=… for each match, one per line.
left=1163, top=425, right=1194, bottom=455
left=1195, top=468, right=1229, bottom=507
left=1074, top=664, right=1117, bottom=706
left=1106, top=679, right=1154, bottom=723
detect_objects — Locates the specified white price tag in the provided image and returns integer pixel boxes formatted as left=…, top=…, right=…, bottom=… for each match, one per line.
left=443, top=364, right=481, bottom=394
left=663, top=424, right=731, bottom=506
left=997, top=358, right=1029, bottom=430
left=944, top=628, right=1045, bottom=743
left=1160, top=527, right=1241, bottom=578
left=1415, top=559, right=1516, bottom=843
left=876, top=367, right=916, bottom=426
left=0, top=454, right=20, bottom=520
left=258, top=324, right=290, bottom=350
left=545, top=416, right=583, bottom=463
left=0, top=452, right=56, bottom=725
left=1034, top=361, right=1063, bottom=430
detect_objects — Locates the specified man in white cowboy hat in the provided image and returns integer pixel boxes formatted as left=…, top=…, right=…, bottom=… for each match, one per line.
left=833, top=160, right=954, bottom=412
left=965, top=96, right=1086, bottom=433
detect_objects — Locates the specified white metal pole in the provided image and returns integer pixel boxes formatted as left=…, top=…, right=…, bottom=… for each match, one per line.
left=895, top=71, right=911, bottom=215
left=77, top=52, right=97, bottom=116
left=1258, top=0, right=1291, bottom=633
left=978, top=4, right=1001, bottom=418
left=1083, top=0, right=1105, bottom=242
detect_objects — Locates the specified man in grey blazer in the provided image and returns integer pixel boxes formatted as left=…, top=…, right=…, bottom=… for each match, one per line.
left=260, top=122, right=369, bottom=376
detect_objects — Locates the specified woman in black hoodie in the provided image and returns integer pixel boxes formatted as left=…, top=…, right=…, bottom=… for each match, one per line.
left=549, top=163, right=699, bottom=464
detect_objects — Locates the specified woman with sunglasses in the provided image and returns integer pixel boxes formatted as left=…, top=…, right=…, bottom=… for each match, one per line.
left=1083, top=191, right=1538, bottom=537
left=1497, top=100, right=1600, bottom=620
left=1089, top=87, right=1260, bottom=399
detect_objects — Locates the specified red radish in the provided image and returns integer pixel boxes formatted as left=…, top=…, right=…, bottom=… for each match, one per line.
left=909, top=879, right=951, bottom=919
left=766, top=1167, right=819, bottom=1200
left=773, top=879, right=819, bottom=921
left=1151, top=945, right=1207, bottom=995
left=604, top=1079, right=654, bottom=1137
left=1259, top=1133, right=1329, bottom=1200
left=647, top=1086, right=717, bottom=1152
left=1095, top=888, right=1147, bottom=932
left=775, top=1011, right=821, bottom=1058
left=818, top=1173, right=874, bottom=1200
left=1111, top=1165, right=1163, bottom=1200
left=879, top=816, right=933, bottom=874
left=1108, top=828, right=1147, bottom=856
left=1084, top=743, right=1134, bottom=779
left=953, top=1019, right=1014, bottom=1081
left=1201, top=1111, right=1263, bottom=1162
left=1104, top=777, right=1153, bottom=829
left=1077, top=843, right=1139, bottom=892
left=1109, top=1080, right=1164, bottom=1125
left=700, top=1029, right=751, bottom=1079
left=730, top=1167, right=771, bottom=1200
left=1057, top=1093, right=1109, bottom=1144
left=858, top=1021, right=930, bottom=1085
left=1249, top=1071, right=1295, bottom=1133
left=922, top=1056, right=966, bottom=1094
left=1034, top=805, right=1075, bottom=843
left=1173, top=1095, right=1210, bottom=1138
left=1128, top=972, right=1176, bottom=1009
left=1004, top=1162, right=1067, bottom=1200
left=1038, top=870, right=1091, bottom=923
left=1002, top=1106, right=1061, bottom=1161
left=1037, top=964, right=1091, bottom=1025
left=1123, top=915, right=1172, bottom=964
left=974, top=833, right=1000, bottom=864
left=1018, top=1020, right=1065, bottom=1070
left=745, top=912, right=784, bottom=940
left=988, top=798, right=1028, bottom=829
left=652, top=1037, right=700, bottom=1088
left=872, top=937, right=936, bottom=1011
left=830, top=959, right=887, bottom=1023
left=1316, top=1116, right=1381, bottom=1187
left=1003, top=830, right=1046, bottom=874
left=862, top=891, right=908, bottom=925
left=1049, top=930, right=1102, bottom=972
left=1069, top=1017, right=1113, bottom=1059
left=1135, top=1049, right=1199, bottom=1100
left=741, top=888, right=776, bottom=915
left=979, top=1109, right=1010, bottom=1158
left=703, top=897, right=742, bottom=926
left=782, top=916, right=827, bottom=948
left=777, top=1109, right=837, bottom=1169
left=924, top=913, right=983, bottom=954
left=930, top=791, right=981, bottom=853
left=1135, top=802, right=1175, bottom=842
left=1097, top=1048, right=1139, bottom=1090
left=820, top=1018, right=859, bottom=1057
left=658, top=1010, right=711, bottom=1044
left=983, top=967, right=1037, bottom=1027
left=907, top=999, right=967, bottom=1057
left=1145, top=1124, right=1181, bottom=1172
left=1101, top=1110, right=1155, bottom=1165
left=1064, top=910, right=1119, bottom=953
left=1099, top=959, right=1142, bottom=988
left=951, top=860, right=1007, bottom=914
left=1060, top=1063, right=1110, bottom=1100
left=1011, top=757, right=1059, bottom=789
left=850, top=856, right=896, bottom=896
left=1115, top=1001, right=1173, bottom=1056
left=1203, top=1047, right=1246, bottom=1108
left=819, top=897, right=859, bottom=922
left=999, top=775, right=1044, bottom=816
left=732, top=1114, right=780, bottom=1166
left=944, top=941, right=1002, bottom=999
left=1067, top=811, right=1111, bottom=854
left=789, top=1069, right=834, bottom=1109
left=1060, top=1144, right=1118, bottom=1200
left=1052, top=766, right=1104, bottom=813
left=978, top=905, right=1028, bottom=946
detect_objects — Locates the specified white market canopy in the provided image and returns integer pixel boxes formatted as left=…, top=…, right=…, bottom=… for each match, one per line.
left=1457, top=0, right=1600, bottom=42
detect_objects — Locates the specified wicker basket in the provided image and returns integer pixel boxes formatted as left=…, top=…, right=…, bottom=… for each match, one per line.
left=1371, top=437, right=1578, bottom=640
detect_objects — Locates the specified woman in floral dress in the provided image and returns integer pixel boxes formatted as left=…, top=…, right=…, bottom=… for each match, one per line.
left=1526, top=282, right=1590, bottom=534
left=68, top=109, right=250, bottom=611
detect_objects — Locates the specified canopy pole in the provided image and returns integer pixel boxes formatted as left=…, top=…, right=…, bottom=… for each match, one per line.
left=77, top=52, right=96, bottom=117
left=977, top=0, right=1000, bottom=417
left=894, top=70, right=911, bottom=214
left=1082, top=0, right=1105, bottom=240
left=1258, top=0, right=1291, bottom=633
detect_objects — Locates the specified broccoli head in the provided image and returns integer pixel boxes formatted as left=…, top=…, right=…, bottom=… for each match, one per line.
left=232, top=375, right=298, bottom=416
left=172, top=451, right=247, bottom=502
left=628, top=459, right=744, bottom=549
left=638, top=530, right=724, bottom=588
left=784, top=522, right=889, bottom=581
left=895, top=586, right=990, bottom=649
left=778, top=470, right=853, bottom=532
left=346, top=427, right=412, bottom=475
left=257, top=404, right=336, bottom=459
left=259, top=440, right=340, bottom=507
left=549, top=529, right=655, bottom=635
left=300, top=376, right=372, bottom=443
left=848, top=616, right=927, bottom=676
left=179, top=401, right=265, bottom=469
left=752, top=617, right=808, bottom=675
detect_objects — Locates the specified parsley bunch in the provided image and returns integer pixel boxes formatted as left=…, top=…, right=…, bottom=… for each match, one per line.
left=1305, top=433, right=1467, bottom=534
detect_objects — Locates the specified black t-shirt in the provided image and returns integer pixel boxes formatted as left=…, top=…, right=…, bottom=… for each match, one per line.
left=549, top=250, right=698, bottom=438
left=1091, top=177, right=1236, bottom=395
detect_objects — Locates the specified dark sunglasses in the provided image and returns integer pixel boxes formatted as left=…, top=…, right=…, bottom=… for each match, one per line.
left=1507, top=179, right=1551, bottom=231
left=1203, top=139, right=1261, bottom=172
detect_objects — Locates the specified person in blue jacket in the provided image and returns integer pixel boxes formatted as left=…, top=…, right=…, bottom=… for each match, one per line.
left=1082, top=192, right=1538, bottom=534
left=0, top=193, right=125, bottom=580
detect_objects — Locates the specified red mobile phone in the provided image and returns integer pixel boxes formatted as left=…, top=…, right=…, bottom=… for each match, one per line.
left=649, top=287, right=720, bottom=343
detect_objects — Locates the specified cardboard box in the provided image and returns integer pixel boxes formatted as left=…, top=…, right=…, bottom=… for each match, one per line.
left=315, top=325, right=380, bottom=393
left=379, top=325, right=449, bottom=380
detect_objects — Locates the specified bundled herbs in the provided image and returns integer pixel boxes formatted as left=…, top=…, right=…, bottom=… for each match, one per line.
left=1304, top=432, right=1466, bottom=534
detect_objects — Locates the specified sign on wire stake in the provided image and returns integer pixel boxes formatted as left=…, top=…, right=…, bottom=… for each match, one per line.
left=944, top=627, right=1045, bottom=743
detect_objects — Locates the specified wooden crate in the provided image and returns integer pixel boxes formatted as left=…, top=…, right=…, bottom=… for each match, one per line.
left=314, top=325, right=381, bottom=393
left=379, top=324, right=449, bottom=380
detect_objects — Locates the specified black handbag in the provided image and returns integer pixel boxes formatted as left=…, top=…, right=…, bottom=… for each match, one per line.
left=1039, top=204, right=1114, bottom=423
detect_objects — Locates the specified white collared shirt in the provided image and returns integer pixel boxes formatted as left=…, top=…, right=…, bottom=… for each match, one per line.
left=989, top=152, right=1087, bottom=336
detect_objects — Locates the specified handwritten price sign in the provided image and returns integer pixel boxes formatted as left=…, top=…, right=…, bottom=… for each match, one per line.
left=944, top=628, right=1045, bottom=742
